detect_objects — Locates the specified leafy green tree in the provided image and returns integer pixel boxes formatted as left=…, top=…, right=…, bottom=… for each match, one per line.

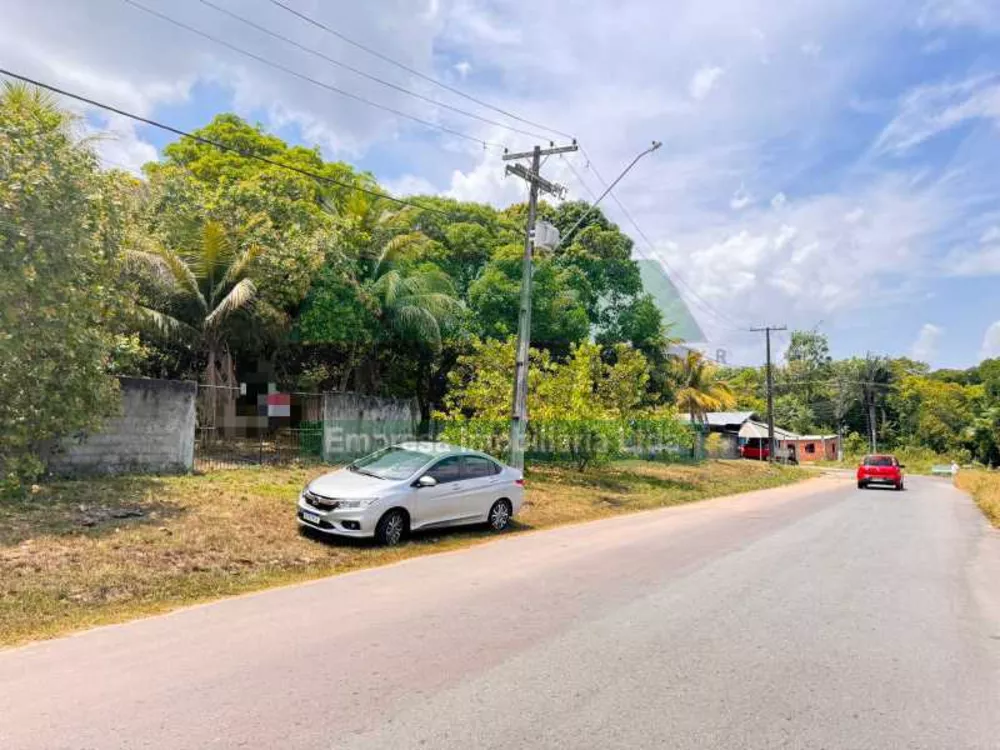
left=0, top=84, right=126, bottom=490
left=786, top=330, right=832, bottom=369
left=891, top=375, right=978, bottom=454
left=778, top=330, right=834, bottom=431
left=774, top=394, right=815, bottom=435
left=978, top=359, right=1000, bottom=401
left=719, top=366, right=766, bottom=415
left=468, top=244, right=591, bottom=352
left=843, top=431, right=867, bottom=457
left=835, top=354, right=894, bottom=452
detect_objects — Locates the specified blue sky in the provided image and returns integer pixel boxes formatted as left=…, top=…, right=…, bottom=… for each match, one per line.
left=4, top=0, right=1000, bottom=369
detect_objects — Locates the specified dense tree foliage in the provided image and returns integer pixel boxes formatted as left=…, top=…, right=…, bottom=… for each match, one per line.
left=1, top=101, right=686, bottom=486
left=0, top=84, right=135, bottom=491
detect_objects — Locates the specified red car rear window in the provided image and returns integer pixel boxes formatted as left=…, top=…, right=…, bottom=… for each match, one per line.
left=863, top=456, right=895, bottom=467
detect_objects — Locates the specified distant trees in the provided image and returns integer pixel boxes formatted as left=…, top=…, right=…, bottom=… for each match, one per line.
left=722, top=330, right=1000, bottom=465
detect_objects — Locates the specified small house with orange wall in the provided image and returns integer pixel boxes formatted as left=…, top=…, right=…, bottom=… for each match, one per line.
left=738, top=420, right=839, bottom=463
left=787, top=434, right=839, bottom=462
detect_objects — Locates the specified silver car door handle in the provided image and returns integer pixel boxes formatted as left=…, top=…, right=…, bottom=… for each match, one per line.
left=450, top=484, right=463, bottom=491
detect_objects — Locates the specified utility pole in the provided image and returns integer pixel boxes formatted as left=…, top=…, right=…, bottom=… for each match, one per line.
left=503, top=142, right=577, bottom=470
left=750, top=325, right=787, bottom=462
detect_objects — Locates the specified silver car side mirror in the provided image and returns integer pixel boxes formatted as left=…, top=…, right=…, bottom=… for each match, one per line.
left=417, top=475, right=437, bottom=488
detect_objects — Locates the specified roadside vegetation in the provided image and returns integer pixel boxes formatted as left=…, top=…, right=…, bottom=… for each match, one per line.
left=721, top=333, right=1000, bottom=470
left=955, top=470, right=1000, bottom=528
left=813, top=446, right=962, bottom=475
left=0, top=460, right=805, bottom=646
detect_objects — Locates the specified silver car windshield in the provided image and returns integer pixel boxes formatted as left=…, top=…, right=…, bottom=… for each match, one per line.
left=350, top=447, right=433, bottom=480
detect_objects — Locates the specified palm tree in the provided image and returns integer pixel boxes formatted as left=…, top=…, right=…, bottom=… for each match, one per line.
left=364, top=233, right=462, bottom=348
left=320, top=200, right=463, bottom=392
left=673, top=350, right=736, bottom=422
left=672, top=350, right=736, bottom=454
left=127, top=221, right=259, bottom=427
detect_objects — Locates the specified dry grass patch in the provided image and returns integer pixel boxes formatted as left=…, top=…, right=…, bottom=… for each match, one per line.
left=955, top=470, right=1000, bottom=528
left=1, top=459, right=806, bottom=647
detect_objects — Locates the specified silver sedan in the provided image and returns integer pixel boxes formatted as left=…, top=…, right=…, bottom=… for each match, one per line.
left=297, top=442, right=525, bottom=545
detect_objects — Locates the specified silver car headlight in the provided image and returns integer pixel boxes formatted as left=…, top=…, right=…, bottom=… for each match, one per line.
left=338, top=498, right=377, bottom=509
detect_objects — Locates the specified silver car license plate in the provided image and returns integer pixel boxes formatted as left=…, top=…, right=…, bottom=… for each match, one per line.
left=302, top=512, right=321, bottom=524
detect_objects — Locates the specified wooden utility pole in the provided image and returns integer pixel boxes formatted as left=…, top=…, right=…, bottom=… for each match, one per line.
left=750, top=325, right=787, bottom=462
left=503, top=142, right=577, bottom=469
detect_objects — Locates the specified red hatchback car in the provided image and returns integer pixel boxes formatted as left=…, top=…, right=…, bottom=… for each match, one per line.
left=857, top=454, right=905, bottom=491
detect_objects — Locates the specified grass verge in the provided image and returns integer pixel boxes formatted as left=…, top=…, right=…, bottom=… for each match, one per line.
left=813, top=448, right=965, bottom=476
left=1, top=459, right=807, bottom=647
left=955, top=470, right=1000, bottom=528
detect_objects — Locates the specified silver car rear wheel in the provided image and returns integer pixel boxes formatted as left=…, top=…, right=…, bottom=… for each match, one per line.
left=488, top=499, right=512, bottom=531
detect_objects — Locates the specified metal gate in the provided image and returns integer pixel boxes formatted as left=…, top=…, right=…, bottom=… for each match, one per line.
left=194, top=384, right=324, bottom=471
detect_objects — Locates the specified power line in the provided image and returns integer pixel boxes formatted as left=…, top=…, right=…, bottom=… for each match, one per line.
left=577, top=145, right=745, bottom=333
left=561, top=153, right=601, bottom=202
left=265, top=0, right=574, bottom=142
left=121, top=0, right=506, bottom=151
left=553, top=143, right=661, bottom=250
left=194, top=0, right=549, bottom=142
left=0, top=67, right=457, bottom=217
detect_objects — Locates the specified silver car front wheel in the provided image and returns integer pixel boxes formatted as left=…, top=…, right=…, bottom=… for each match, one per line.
left=376, top=509, right=407, bottom=546
left=488, top=499, right=512, bottom=531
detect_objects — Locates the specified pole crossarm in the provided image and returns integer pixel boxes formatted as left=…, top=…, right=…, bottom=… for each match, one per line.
left=504, top=163, right=566, bottom=197
left=502, top=143, right=579, bottom=161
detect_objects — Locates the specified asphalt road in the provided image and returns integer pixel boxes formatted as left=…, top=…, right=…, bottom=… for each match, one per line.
left=2, top=474, right=999, bottom=749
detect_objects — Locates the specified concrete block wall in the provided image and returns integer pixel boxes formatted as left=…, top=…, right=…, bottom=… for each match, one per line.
left=323, top=392, right=421, bottom=461
left=47, top=377, right=197, bottom=476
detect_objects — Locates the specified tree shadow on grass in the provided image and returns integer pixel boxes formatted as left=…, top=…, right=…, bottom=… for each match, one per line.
left=627, top=474, right=699, bottom=493
left=0, top=475, right=188, bottom=546
left=532, top=465, right=698, bottom=495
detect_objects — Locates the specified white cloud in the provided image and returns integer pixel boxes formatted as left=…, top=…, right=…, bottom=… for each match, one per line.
left=454, top=61, right=472, bottom=78
left=874, top=75, right=1000, bottom=155
left=730, top=185, right=753, bottom=210
left=446, top=157, right=529, bottom=207
left=918, top=0, right=1000, bottom=32
left=381, top=173, right=440, bottom=197
left=770, top=193, right=788, bottom=209
left=801, top=41, right=823, bottom=57
left=981, top=321, right=1000, bottom=359
left=944, top=246, right=1000, bottom=276
left=921, top=38, right=948, bottom=54
left=844, top=207, right=865, bottom=223
left=911, top=323, right=944, bottom=363
left=82, top=115, right=158, bottom=174
left=651, top=170, right=961, bottom=349
left=943, top=225, right=1000, bottom=275
left=689, top=66, right=725, bottom=100
left=981, top=226, right=1000, bottom=243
